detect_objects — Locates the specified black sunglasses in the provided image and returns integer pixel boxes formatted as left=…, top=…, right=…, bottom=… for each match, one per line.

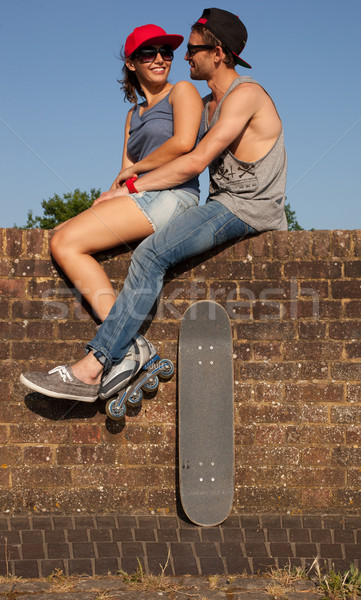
left=186, top=44, right=215, bottom=58
left=134, top=45, right=174, bottom=63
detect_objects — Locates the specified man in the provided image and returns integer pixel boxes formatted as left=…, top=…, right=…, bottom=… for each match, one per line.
left=21, top=8, right=287, bottom=401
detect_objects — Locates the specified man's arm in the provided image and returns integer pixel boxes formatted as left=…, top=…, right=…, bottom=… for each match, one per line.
left=117, top=83, right=262, bottom=194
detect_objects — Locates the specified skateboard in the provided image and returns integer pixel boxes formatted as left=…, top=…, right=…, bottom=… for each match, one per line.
left=178, top=300, right=234, bottom=526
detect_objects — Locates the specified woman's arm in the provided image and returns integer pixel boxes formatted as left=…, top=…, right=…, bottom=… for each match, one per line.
left=109, top=109, right=135, bottom=191
left=113, top=81, right=203, bottom=187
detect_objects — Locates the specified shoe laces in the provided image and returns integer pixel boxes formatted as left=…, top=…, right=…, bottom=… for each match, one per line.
left=48, top=365, right=73, bottom=383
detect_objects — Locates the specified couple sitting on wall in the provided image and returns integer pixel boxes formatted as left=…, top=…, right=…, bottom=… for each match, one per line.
left=20, top=8, right=287, bottom=403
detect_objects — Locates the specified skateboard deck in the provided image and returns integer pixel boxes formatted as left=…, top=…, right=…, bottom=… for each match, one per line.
left=178, top=300, right=234, bottom=526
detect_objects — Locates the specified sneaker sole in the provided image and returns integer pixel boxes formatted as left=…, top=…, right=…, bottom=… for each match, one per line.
left=20, top=374, right=98, bottom=403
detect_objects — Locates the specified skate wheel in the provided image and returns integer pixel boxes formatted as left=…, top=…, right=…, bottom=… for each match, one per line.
left=105, top=397, right=126, bottom=420
left=127, top=388, right=143, bottom=405
left=142, top=375, right=159, bottom=393
left=158, top=359, right=174, bottom=381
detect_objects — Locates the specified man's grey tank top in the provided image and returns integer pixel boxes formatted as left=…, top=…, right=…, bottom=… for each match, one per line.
left=205, top=76, right=287, bottom=232
left=127, top=92, right=203, bottom=197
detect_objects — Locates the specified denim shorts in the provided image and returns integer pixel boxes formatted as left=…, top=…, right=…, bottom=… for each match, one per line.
left=130, top=188, right=198, bottom=231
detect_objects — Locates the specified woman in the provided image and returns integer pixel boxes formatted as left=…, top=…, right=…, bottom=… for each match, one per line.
left=50, top=24, right=203, bottom=323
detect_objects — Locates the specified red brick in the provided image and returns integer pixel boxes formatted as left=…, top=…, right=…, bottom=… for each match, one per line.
left=346, top=342, right=361, bottom=359
left=56, top=446, right=113, bottom=465
left=346, top=426, right=361, bottom=444
left=300, top=361, right=330, bottom=380
left=0, top=279, right=27, bottom=297
left=290, top=231, right=312, bottom=258
left=333, top=230, right=352, bottom=257
left=344, top=260, right=361, bottom=278
left=347, top=385, right=361, bottom=402
left=237, top=361, right=301, bottom=381
left=285, top=383, right=344, bottom=403
left=284, top=341, right=342, bottom=360
left=352, top=230, right=361, bottom=256
left=312, top=231, right=331, bottom=258
left=13, top=258, right=54, bottom=278
left=25, top=229, right=46, bottom=257
left=234, top=425, right=255, bottom=445
left=331, top=281, right=361, bottom=299
left=331, top=406, right=361, bottom=424
left=24, top=446, right=54, bottom=464
left=255, top=426, right=286, bottom=445
left=10, top=424, right=70, bottom=445
left=272, top=231, right=291, bottom=258
left=25, top=321, right=56, bottom=339
left=253, top=262, right=283, bottom=279
left=0, top=426, right=8, bottom=444
left=238, top=403, right=298, bottom=424
left=249, top=233, right=273, bottom=258
left=233, top=237, right=250, bottom=258
left=301, top=448, right=331, bottom=467
left=11, top=466, right=72, bottom=487
left=5, top=229, right=23, bottom=258
left=284, top=261, right=341, bottom=279
left=331, top=363, right=361, bottom=381
left=330, top=321, right=361, bottom=339
left=235, top=321, right=295, bottom=340
left=12, top=300, right=49, bottom=319
left=253, top=342, right=282, bottom=361
left=302, top=488, right=333, bottom=509
left=344, top=300, right=361, bottom=318
left=253, top=382, right=284, bottom=403
left=72, top=424, right=101, bottom=444
left=300, top=404, right=329, bottom=423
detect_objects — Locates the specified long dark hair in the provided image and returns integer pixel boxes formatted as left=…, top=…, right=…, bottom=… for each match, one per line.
left=117, top=50, right=146, bottom=104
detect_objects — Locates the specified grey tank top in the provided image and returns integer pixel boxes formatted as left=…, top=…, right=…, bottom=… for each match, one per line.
left=127, top=92, right=203, bottom=197
left=205, top=76, right=287, bottom=232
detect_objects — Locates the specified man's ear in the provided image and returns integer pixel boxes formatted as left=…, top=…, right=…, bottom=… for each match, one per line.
left=213, top=45, right=225, bottom=64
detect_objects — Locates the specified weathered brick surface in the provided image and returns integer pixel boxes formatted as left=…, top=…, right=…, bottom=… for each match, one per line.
left=1, top=227, right=361, bottom=515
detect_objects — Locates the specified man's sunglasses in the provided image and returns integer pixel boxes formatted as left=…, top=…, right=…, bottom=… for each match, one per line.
left=133, top=45, right=174, bottom=63
left=186, top=44, right=215, bottom=58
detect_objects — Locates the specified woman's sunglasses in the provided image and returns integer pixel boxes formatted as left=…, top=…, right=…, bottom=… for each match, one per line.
left=134, top=45, right=174, bottom=64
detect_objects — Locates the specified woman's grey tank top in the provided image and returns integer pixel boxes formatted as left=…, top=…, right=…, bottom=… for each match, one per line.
left=205, top=76, right=287, bottom=232
left=127, top=92, right=203, bottom=197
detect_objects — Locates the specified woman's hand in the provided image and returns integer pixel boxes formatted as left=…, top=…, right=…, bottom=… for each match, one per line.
left=110, top=167, right=138, bottom=190
left=92, top=186, right=130, bottom=207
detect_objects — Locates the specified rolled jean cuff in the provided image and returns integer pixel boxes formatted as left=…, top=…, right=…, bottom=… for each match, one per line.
left=86, top=341, right=112, bottom=371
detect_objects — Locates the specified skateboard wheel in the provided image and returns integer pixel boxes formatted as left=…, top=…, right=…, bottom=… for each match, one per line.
left=127, top=388, right=143, bottom=405
left=158, top=358, right=174, bottom=381
left=142, top=376, right=159, bottom=393
left=105, top=397, right=126, bottom=420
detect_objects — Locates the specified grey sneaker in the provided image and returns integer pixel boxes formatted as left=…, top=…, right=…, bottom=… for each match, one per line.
left=99, top=335, right=158, bottom=400
left=20, top=365, right=99, bottom=403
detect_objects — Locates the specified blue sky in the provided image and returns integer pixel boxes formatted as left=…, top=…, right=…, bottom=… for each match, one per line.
left=1, top=0, right=360, bottom=230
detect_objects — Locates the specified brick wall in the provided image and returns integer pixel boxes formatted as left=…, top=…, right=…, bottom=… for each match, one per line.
left=0, top=227, right=360, bottom=515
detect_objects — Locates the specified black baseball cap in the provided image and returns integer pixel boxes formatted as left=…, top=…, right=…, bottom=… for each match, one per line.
left=197, top=7, right=251, bottom=68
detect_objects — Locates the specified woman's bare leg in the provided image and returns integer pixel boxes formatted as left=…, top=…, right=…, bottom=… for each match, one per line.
left=50, top=196, right=153, bottom=322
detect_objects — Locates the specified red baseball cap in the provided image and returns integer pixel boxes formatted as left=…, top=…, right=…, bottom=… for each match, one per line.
left=124, top=24, right=184, bottom=58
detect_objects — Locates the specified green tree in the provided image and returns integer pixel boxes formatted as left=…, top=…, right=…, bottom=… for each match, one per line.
left=20, top=188, right=101, bottom=229
left=285, top=201, right=303, bottom=231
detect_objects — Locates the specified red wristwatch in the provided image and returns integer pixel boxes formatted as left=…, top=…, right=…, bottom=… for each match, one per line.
left=125, top=177, right=138, bottom=194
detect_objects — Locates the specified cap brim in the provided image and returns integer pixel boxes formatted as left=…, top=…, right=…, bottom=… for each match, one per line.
left=139, top=34, right=184, bottom=51
left=233, top=52, right=252, bottom=69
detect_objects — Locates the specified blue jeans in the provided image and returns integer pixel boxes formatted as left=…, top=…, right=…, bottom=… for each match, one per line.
left=87, top=200, right=256, bottom=369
